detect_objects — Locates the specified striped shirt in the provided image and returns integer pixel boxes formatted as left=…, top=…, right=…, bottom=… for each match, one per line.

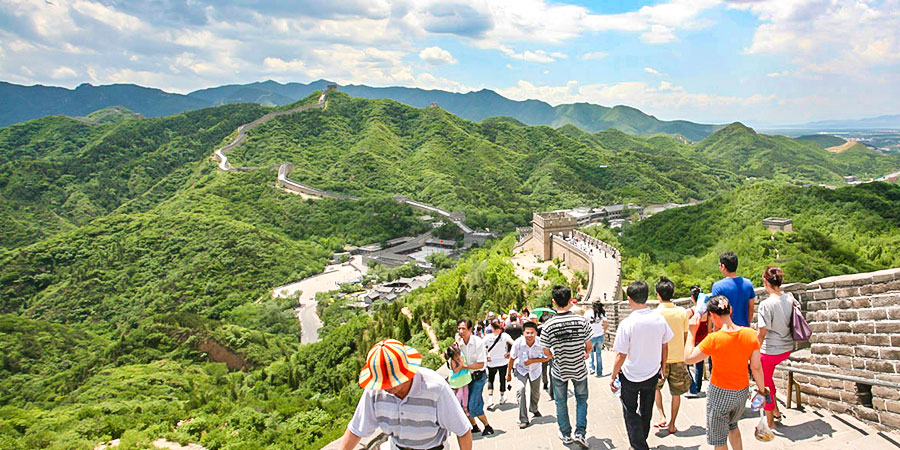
left=348, top=367, right=471, bottom=449
left=539, top=311, right=592, bottom=381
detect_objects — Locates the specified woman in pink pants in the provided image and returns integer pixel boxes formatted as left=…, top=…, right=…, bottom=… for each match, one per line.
left=756, top=265, right=796, bottom=429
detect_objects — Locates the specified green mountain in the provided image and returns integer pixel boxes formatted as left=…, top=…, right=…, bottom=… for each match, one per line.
left=692, top=122, right=899, bottom=183
left=2, top=80, right=721, bottom=139
left=0, top=104, right=269, bottom=251
left=80, top=106, right=144, bottom=124
left=796, top=134, right=846, bottom=148
left=616, top=181, right=900, bottom=293
left=225, top=91, right=740, bottom=229
left=0, top=81, right=209, bottom=127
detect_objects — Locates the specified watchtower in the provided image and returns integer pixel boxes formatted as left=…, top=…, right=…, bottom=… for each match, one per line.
left=532, top=212, right=577, bottom=260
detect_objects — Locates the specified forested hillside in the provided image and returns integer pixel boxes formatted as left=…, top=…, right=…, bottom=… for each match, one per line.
left=692, top=123, right=897, bottom=183
left=612, top=181, right=900, bottom=294
left=0, top=104, right=270, bottom=251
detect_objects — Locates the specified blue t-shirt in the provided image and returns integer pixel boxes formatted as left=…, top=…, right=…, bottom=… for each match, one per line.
left=711, top=277, right=757, bottom=327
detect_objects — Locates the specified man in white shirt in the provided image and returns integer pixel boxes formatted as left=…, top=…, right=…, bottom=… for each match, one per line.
left=456, top=318, right=494, bottom=436
left=506, top=321, right=551, bottom=428
left=610, top=281, right=674, bottom=450
left=339, top=339, right=472, bottom=450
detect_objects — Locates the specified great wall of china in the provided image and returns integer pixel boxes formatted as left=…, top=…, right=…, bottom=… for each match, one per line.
left=209, top=88, right=900, bottom=435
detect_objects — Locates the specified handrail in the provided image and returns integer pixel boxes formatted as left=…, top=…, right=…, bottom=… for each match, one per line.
left=785, top=366, right=900, bottom=389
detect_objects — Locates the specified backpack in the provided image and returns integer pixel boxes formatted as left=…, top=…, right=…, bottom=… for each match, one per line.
left=788, top=298, right=812, bottom=342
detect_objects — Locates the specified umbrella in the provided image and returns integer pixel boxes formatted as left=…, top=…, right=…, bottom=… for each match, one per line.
left=531, top=307, right=556, bottom=317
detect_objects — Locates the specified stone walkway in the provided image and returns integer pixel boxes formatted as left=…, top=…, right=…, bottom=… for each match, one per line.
left=443, top=351, right=899, bottom=450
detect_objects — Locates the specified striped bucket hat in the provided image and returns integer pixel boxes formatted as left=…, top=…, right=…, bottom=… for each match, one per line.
left=358, top=339, right=422, bottom=390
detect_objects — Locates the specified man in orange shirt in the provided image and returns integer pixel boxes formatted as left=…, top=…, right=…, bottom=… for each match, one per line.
left=685, top=296, right=767, bottom=450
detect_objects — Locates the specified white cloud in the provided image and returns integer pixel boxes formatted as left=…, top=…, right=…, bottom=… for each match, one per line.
left=50, top=66, right=77, bottom=79
left=766, top=70, right=792, bottom=78
left=419, top=46, right=458, bottom=65
left=495, top=45, right=561, bottom=63
left=644, top=67, right=662, bottom=76
left=497, top=79, right=778, bottom=122
left=263, top=57, right=308, bottom=73
left=581, top=51, right=608, bottom=60
left=730, top=0, right=900, bottom=76
left=641, top=24, right=677, bottom=44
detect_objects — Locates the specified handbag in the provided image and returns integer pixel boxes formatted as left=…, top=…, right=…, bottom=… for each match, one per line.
left=789, top=299, right=812, bottom=342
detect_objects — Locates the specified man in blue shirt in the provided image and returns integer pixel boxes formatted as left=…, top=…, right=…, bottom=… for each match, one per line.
left=710, top=252, right=756, bottom=327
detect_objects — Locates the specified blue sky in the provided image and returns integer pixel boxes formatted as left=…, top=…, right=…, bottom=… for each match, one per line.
left=1, top=0, right=898, bottom=124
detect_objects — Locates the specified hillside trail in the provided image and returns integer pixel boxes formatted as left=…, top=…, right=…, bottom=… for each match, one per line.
left=402, top=306, right=441, bottom=354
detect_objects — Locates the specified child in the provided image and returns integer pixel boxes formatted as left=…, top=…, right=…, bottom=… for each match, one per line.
left=446, top=343, right=472, bottom=415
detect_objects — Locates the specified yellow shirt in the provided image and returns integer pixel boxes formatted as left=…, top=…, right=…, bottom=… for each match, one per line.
left=657, top=302, right=688, bottom=363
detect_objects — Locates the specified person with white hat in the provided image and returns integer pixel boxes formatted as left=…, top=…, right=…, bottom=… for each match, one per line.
left=339, top=339, right=473, bottom=450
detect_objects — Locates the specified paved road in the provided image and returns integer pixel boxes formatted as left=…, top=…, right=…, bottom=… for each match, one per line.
left=272, top=255, right=367, bottom=344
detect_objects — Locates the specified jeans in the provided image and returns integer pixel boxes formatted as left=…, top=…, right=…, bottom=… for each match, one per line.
left=619, top=373, right=658, bottom=450
left=689, top=360, right=705, bottom=395
left=589, top=336, right=604, bottom=375
left=468, top=374, right=487, bottom=417
left=552, top=376, right=588, bottom=437
left=514, top=371, right=541, bottom=424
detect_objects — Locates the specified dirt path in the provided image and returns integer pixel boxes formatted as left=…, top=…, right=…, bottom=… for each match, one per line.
left=402, top=306, right=441, bottom=354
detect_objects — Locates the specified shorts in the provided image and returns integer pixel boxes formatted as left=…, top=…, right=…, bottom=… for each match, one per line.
left=656, top=362, right=690, bottom=396
left=706, top=384, right=749, bottom=446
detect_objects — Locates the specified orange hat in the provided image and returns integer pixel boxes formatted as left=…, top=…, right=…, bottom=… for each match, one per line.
left=358, top=339, right=422, bottom=390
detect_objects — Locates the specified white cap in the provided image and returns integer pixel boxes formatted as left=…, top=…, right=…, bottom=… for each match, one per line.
left=509, top=309, right=518, bottom=315
left=488, top=311, right=496, bottom=317
left=529, top=313, right=538, bottom=320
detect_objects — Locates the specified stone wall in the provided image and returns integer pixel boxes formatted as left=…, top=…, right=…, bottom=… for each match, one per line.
left=549, top=236, right=592, bottom=274
left=603, top=267, right=900, bottom=430
left=777, top=268, right=900, bottom=430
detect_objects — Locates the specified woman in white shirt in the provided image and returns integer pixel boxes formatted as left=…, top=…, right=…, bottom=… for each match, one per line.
left=484, top=319, right=515, bottom=409
left=586, top=302, right=608, bottom=377
left=757, top=265, right=796, bottom=429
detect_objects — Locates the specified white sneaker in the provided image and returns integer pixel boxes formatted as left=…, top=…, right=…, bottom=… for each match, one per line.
left=499, top=394, right=507, bottom=403
left=573, top=434, right=589, bottom=448
left=558, top=431, right=572, bottom=444
left=487, top=401, right=495, bottom=410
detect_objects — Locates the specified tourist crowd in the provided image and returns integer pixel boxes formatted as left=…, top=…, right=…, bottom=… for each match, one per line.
left=338, top=252, right=806, bottom=450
